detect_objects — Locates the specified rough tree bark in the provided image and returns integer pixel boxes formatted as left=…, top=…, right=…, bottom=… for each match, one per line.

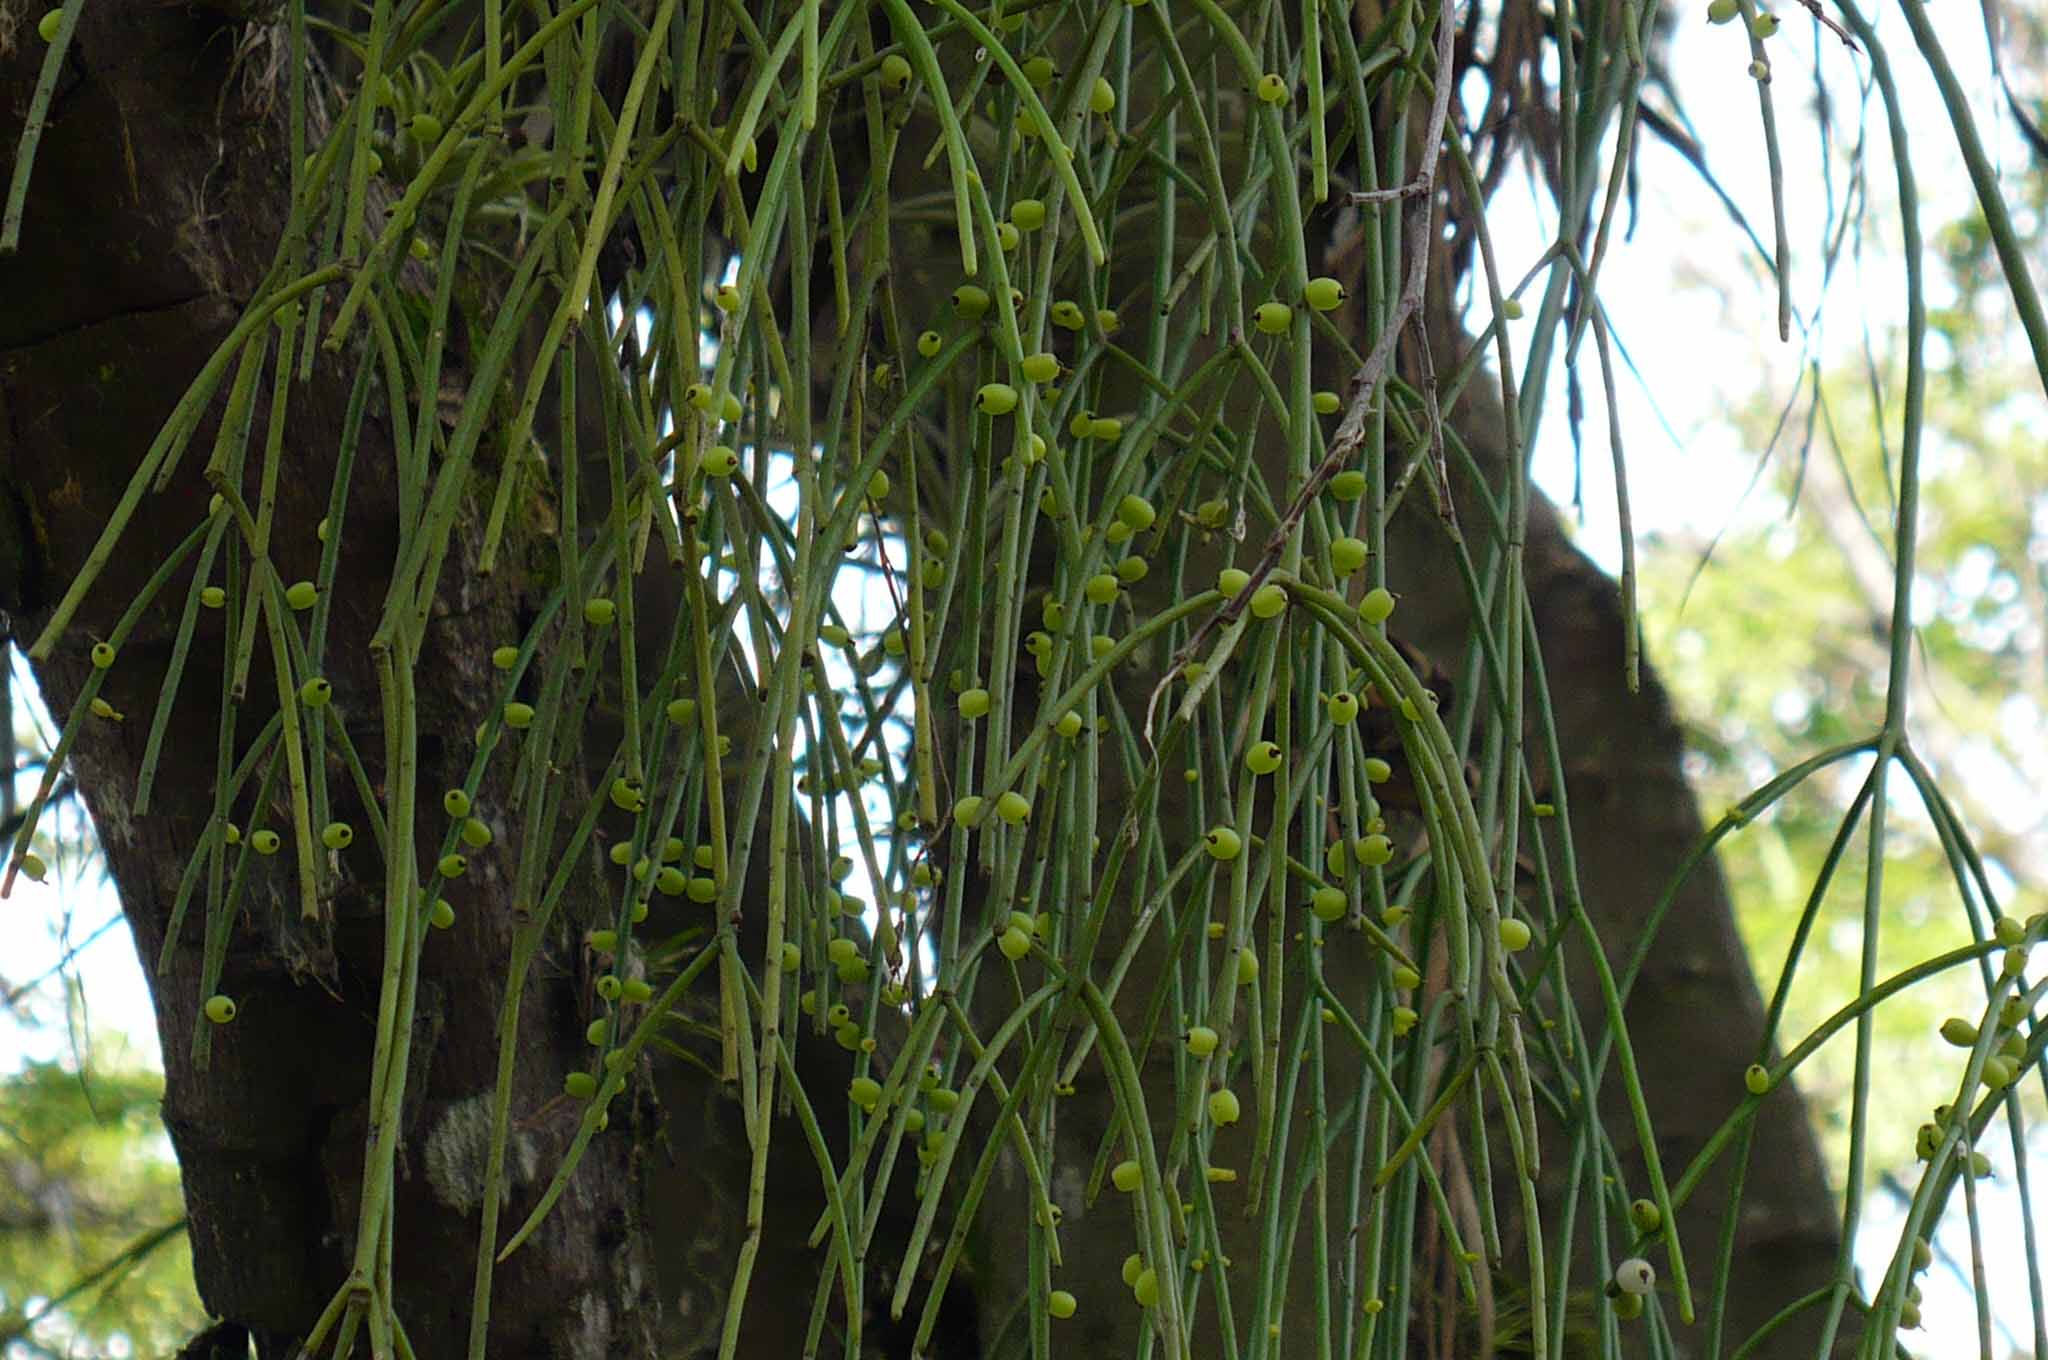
left=1, top=6, right=1841, bottom=1360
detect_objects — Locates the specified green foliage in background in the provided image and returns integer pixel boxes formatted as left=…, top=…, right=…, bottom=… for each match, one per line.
left=0, top=1046, right=204, bottom=1358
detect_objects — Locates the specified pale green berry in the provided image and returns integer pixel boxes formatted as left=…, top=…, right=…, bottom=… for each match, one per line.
left=1331, top=537, right=1369, bottom=575
left=444, top=788, right=471, bottom=818
left=1330, top=470, right=1368, bottom=500
left=1011, top=198, right=1047, bottom=231
left=688, top=875, right=718, bottom=903
left=952, top=284, right=991, bottom=319
left=1391, top=964, right=1422, bottom=989
left=321, top=822, right=353, bottom=850
left=1749, top=58, right=1771, bottom=80
left=1391, top=1006, right=1418, bottom=1036
left=849, top=1075, right=883, bottom=1110
left=916, top=329, right=943, bottom=358
left=564, top=1072, right=598, bottom=1100
left=1245, top=741, right=1283, bottom=775
left=1089, top=77, right=1116, bottom=115
left=1744, top=1063, right=1771, bottom=1095
left=90, top=641, right=116, bottom=669
left=878, top=53, right=914, bottom=93
left=1187, top=1025, right=1220, bottom=1056
left=994, top=924, right=1032, bottom=961
left=1022, top=55, right=1057, bottom=86
left=1630, top=1198, right=1662, bottom=1233
left=977, top=382, right=1020, bottom=415
left=666, top=698, right=697, bottom=726
left=996, top=791, right=1031, bottom=825
left=38, top=9, right=63, bottom=42
left=954, top=795, right=985, bottom=826
left=1707, top=0, right=1740, bottom=20
left=204, top=994, right=237, bottom=1024
left=1048, top=1290, right=1077, bottom=1319
left=490, top=645, right=520, bottom=671
left=1326, top=691, right=1360, bottom=724
left=1055, top=711, right=1083, bottom=739
left=201, top=586, right=227, bottom=608
left=409, top=112, right=443, bottom=144
left=18, top=852, right=47, bottom=882
left=1363, top=757, right=1392, bottom=783
left=1086, top=573, right=1120, bottom=606
left=1503, top=297, right=1525, bottom=320
left=996, top=221, right=1021, bottom=253
left=1311, top=887, right=1346, bottom=922
left=1359, top=587, right=1396, bottom=624
left=1021, top=352, right=1060, bottom=384
left=1358, top=833, right=1392, bottom=866
left=1087, top=416, right=1123, bottom=441
left=958, top=687, right=992, bottom=719
left=588, top=929, right=620, bottom=953
left=299, top=677, right=333, bottom=708
left=1122, top=1253, right=1145, bottom=1287
left=1250, top=584, right=1287, bottom=618
left=1112, top=1159, right=1142, bottom=1192
left=1253, top=301, right=1292, bottom=334
left=251, top=830, right=282, bottom=855
left=1499, top=917, right=1533, bottom=951
left=461, top=817, right=492, bottom=848
left=285, top=581, right=318, bottom=610
left=1304, top=276, right=1347, bottom=311
left=1208, top=1087, right=1242, bottom=1125
left=1236, top=948, right=1258, bottom=985
left=1982, top=1056, right=2017, bottom=1089
left=1051, top=299, right=1086, bottom=330
left=583, top=597, right=617, bottom=626
left=1939, top=1017, right=1978, bottom=1047
left=439, top=852, right=467, bottom=878
left=1218, top=567, right=1251, bottom=595
left=1751, top=10, right=1778, bottom=34
left=1613, top=1259, right=1656, bottom=1296
left=1313, top=390, right=1341, bottom=415
left=1205, top=826, right=1242, bottom=860
left=1254, top=72, right=1288, bottom=105
left=1116, top=494, right=1157, bottom=531
left=1115, top=555, right=1148, bottom=584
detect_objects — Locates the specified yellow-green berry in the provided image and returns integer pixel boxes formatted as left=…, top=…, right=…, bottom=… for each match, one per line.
left=1208, top=1087, right=1242, bottom=1125
left=299, top=678, right=332, bottom=708
left=1218, top=567, right=1251, bottom=595
left=201, top=586, right=227, bottom=608
left=1049, top=1290, right=1077, bottom=1319
left=1255, top=72, right=1288, bottom=104
left=1744, top=1063, right=1771, bottom=1095
left=996, top=791, right=1031, bottom=825
left=38, top=9, right=63, bottom=41
left=285, top=581, right=319, bottom=610
left=1250, top=584, right=1288, bottom=618
left=977, top=382, right=1019, bottom=416
left=1187, top=1025, right=1220, bottom=1056
left=1304, top=276, right=1347, bottom=311
left=1205, top=826, right=1242, bottom=860
left=1245, top=741, right=1283, bottom=775
left=205, top=994, right=237, bottom=1024
left=1089, top=77, right=1116, bottom=114
left=1358, top=587, right=1396, bottom=624
left=1326, top=691, right=1360, bottom=724
left=1253, top=301, right=1292, bottom=334
left=321, top=821, right=353, bottom=850
left=952, top=284, right=990, bottom=319
left=878, top=53, right=914, bottom=93
left=1331, top=537, right=1369, bottom=575
left=1311, top=887, right=1346, bottom=922
left=583, top=597, right=617, bottom=627
left=1330, top=470, right=1368, bottom=501
left=90, top=641, right=116, bottom=669
left=958, top=687, right=992, bottom=719
left=1499, top=917, right=1533, bottom=952
left=251, top=829, right=282, bottom=855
